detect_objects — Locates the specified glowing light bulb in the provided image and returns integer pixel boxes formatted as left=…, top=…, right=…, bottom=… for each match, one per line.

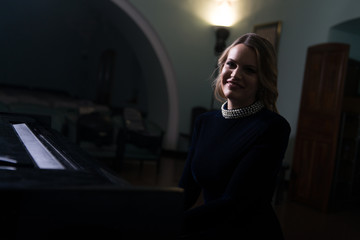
left=210, top=0, right=236, bottom=27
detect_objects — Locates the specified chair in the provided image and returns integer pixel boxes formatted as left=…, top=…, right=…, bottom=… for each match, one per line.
left=76, top=49, right=116, bottom=148
left=115, top=108, right=164, bottom=174
left=76, top=112, right=114, bottom=147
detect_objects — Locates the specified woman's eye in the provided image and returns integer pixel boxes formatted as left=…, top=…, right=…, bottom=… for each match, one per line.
left=226, top=61, right=236, bottom=68
left=245, top=67, right=257, bottom=74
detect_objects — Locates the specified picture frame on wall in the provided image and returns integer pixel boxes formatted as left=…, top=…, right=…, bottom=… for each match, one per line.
left=253, top=21, right=282, bottom=52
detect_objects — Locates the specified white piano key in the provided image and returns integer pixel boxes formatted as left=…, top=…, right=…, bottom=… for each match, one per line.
left=12, top=123, right=65, bottom=170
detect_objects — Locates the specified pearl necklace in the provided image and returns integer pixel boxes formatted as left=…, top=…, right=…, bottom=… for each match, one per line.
left=221, top=101, right=264, bottom=119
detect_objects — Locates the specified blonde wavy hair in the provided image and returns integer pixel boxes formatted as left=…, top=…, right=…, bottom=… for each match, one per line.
left=213, top=33, right=279, bottom=113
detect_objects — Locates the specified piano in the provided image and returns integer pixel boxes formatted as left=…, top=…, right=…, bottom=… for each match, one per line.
left=0, top=113, right=183, bottom=239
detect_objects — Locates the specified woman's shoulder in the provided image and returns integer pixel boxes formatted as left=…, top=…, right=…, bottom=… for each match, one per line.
left=193, top=108, right=290, bottom=132
left=196, top=109, right=222, bottom=122
left=259, top=108, right=291, bottom=133
left=200, top=109, right=221, bottom=118
left=192, top=110, right=222, bottom=128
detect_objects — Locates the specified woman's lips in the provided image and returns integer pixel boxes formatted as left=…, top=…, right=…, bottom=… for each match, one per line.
left=226, top=79, right=244, bottom=88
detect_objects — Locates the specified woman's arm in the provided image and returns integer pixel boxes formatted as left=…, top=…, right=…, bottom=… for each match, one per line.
left=178, top=116, right=203, bottom=210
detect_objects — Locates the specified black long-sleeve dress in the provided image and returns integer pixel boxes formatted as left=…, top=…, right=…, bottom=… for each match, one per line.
left=179, top=107, right=290, bottom=239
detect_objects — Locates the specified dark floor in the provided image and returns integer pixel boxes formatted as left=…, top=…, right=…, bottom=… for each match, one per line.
left=99, top=154, right=360, bottom=240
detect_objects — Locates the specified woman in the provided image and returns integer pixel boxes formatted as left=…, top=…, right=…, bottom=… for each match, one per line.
left=179, top=33, right=290, bottom=239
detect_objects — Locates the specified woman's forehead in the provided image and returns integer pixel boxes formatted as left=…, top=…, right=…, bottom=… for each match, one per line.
left=227, top=44, right=257, bottom=66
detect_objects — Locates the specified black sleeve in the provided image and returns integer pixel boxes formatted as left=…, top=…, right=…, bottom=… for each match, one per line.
left=178, top=116, right=202, bottom=210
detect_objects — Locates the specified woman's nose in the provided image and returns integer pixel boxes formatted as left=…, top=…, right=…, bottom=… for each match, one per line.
left=231, top=67, right=241, bottom=78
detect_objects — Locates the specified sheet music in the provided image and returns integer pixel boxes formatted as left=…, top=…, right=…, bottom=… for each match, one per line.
left=12, top=123, right=65, bottom=170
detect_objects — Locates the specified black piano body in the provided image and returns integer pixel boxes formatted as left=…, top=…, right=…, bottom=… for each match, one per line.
left=0, top=113, right=183, bottom=239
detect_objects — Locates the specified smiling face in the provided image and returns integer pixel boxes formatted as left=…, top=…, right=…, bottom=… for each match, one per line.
left=221, top=43, right=259, bottom=109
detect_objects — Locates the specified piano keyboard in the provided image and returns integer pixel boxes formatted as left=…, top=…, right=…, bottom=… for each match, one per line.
left=12, top=123, right=65, bottom=170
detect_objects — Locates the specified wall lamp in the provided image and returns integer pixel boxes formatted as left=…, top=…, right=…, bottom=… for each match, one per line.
left=211, top=0, right=235, bottom=55
left=209, top=1, right=236, bottom=109
left=214, top=27, right=230, bottom=55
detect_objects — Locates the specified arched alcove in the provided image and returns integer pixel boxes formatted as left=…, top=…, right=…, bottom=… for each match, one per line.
left=0, top=0, right=179, bottom=149
left=102, top=0, right=179, bottom=149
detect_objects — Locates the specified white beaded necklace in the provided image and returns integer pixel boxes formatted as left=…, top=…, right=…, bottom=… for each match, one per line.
left=221, top=101, right=264, bottom=119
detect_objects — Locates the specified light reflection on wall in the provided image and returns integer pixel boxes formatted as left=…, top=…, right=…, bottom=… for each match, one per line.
left=188, top=0, right=240, bottom=27
left=209, top=0, right=237, bottom=27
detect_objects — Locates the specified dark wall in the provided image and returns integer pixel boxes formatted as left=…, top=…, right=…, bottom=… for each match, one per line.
left=0, top=0, right=148, bottom=110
